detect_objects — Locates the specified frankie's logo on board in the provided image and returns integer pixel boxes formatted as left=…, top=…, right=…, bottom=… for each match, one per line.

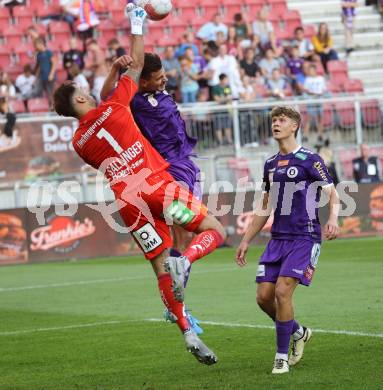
left=30, top=216, right=95, bottom=252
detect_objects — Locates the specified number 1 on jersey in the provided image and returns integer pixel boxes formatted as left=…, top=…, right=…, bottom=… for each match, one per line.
left=97, top=128, right=123, bottom=154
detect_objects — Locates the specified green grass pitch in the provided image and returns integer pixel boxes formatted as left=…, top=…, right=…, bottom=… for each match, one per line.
left=0, top=237, right=382, bottom=389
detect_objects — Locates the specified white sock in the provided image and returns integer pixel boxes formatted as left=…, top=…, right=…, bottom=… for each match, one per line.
left=275, top=353, right=288, bottom=361
left=293, top=326, right=304, bottom=341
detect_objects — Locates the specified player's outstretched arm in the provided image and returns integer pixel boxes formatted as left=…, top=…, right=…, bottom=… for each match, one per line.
left=100, top=55, right=133, bottom=101
left=236, top=192, right=271, bottom=267
left=323, top=184, right=340, bottom=240
left=122, top=5, right=147, bottom=85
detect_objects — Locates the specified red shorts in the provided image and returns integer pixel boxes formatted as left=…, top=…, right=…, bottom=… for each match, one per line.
left=113, top=171, right=208, bottom=260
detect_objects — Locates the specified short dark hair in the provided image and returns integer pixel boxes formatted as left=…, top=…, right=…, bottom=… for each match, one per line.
left=141, top=53, right=162, bottom=80
left=270, top=106, right=301, bottom=135
left=234, top=13, right=242, bottom=22
left=294, top=26, right=304, bottom=34
left=219, top=73, right=228, bottom=81
left=53, top=81, right=78, bottom=118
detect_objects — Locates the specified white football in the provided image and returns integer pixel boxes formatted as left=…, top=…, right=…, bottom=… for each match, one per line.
left=129, top=0, right=172, bottom=21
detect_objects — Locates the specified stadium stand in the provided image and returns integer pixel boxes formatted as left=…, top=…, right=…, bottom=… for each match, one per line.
left=0, top=0, right=382, bottom=187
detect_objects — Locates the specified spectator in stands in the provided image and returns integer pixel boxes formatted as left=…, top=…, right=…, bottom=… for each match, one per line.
left=353, top=144, right=381, bottom=183
left=84, top=39, right=107, bottom=103
left=291, top=26, right=315, bottom=60
left=63, top=37, right=85, bottom=80
left=342, top=0, right=357, bottom=56
left=266, top=69, right=289, bottom=99
left=206, top=43, right=243, bottom=99
left=318, top=140, right=340, bottom=185
left=227, top=27, right=241, bottom=57
left=33, top=38, right=57, bottom=108
left=176, top=32, right=199, bottom=57
left=15, top=64, right=36, bottom=112
left=0, top=96, right=20, bottom=152
left=26, top=25, right=45, bottom=43
left=162, top=46, right=181, bottom=99
left=312, top=23, right=338, bottom=73
left=232, top=13, right=251, bottom=41
left=240, top=48, right=261, bottom=80
left=302, top=64, right=327, bottom=142
left=240, top=75, right=256, bottom=101
left=0, top=72, right=16, bottom=99
left=179, top=55, right=200, bottom=104
left=287, top=46, right=305, bottom=94
left=251, top=8, right=282, bottom=56
left=212, top=73, right=233, bottom=146
left=196, top=13, right=228, bottom=42
left=259, top=48, right=280, bottom=79
left=77, top=0, right=100, bottom=42
left=68, top=64, right=90, bottom=94
left=107, top=38, right=126, bottom=62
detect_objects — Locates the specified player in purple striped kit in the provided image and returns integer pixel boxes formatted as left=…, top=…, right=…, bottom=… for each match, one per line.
left=236, top=106, right=340, bottom=374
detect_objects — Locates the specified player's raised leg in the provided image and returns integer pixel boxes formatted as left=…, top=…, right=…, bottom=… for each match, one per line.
left=151, top=250, right=218, bottom=365
left=164, top=205, right=226, bottom=302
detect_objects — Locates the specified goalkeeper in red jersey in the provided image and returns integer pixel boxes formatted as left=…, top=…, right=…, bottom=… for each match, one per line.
left=53, top=6, right=225, bottom=365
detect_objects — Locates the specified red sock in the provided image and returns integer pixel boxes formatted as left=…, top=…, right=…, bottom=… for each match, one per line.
left=183, top=230, right=224, bottom=264
left=157, top=274, right=189, bottom=332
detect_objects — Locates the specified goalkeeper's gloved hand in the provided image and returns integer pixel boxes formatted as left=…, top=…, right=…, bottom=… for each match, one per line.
left=125, top=1, right=147, bottom=35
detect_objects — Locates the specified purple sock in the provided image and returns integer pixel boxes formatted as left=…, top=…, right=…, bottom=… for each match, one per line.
left=276, top=320, right=294, bottom=354
left=291, top=320, right=300, bottom=335
left=169, top=248, right=181, bottom=257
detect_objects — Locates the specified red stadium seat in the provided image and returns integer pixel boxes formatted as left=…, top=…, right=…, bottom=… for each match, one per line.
left=28, top=98, right=50, bottom=113
left=255, top=84, right=268, bottom=98
left=283, top=10, right=301, bottom=23
left=3, top=25, right=23, bottom=46
left=38, top=4, right=62, bottom=18
left=10, top=99, right=27, bottom=114
left=322, top=103, right=335, bottom=130
left=326, top=81, right=343, bottom=95
left=98, top=19, right=118, bottom=41
left=334, top=102, right=355, bottom=129
left=328, top=60, right=348, bottom=76
left=49, top=21, right=71, bottom=39
left=304, top=24, right=316, bottom=38
left=338, top=148, right=358, bottom=179
left=228, top=157, right=251, bottom=181
left=361, top=100, right=381, bottom=128
left=344, top=79, right=364, bottom=94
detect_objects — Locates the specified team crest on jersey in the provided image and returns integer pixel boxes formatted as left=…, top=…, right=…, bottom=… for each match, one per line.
left=278, top=160, right=289, bottom=167
left=147, top=95, right=158, bottom=107
left=287, top=167, right=298, bottom=178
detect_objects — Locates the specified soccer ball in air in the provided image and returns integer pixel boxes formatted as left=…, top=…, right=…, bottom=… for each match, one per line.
left=127, top=0, right=172, bottom=21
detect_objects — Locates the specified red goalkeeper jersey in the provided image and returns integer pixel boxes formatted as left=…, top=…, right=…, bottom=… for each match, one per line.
left=72, top=76, right=169, bottom=185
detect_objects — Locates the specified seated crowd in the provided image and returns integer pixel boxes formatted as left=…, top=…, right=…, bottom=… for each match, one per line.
left=0, top=5, right=342, bottom=113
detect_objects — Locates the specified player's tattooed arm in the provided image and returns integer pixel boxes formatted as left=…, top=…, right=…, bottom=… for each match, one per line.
left=122, top=67, right=141, bottom=86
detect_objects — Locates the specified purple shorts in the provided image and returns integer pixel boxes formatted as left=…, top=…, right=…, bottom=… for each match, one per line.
left=255, top=239, right=321, bottom=286
left=167, top=158, right=202, bottom=200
